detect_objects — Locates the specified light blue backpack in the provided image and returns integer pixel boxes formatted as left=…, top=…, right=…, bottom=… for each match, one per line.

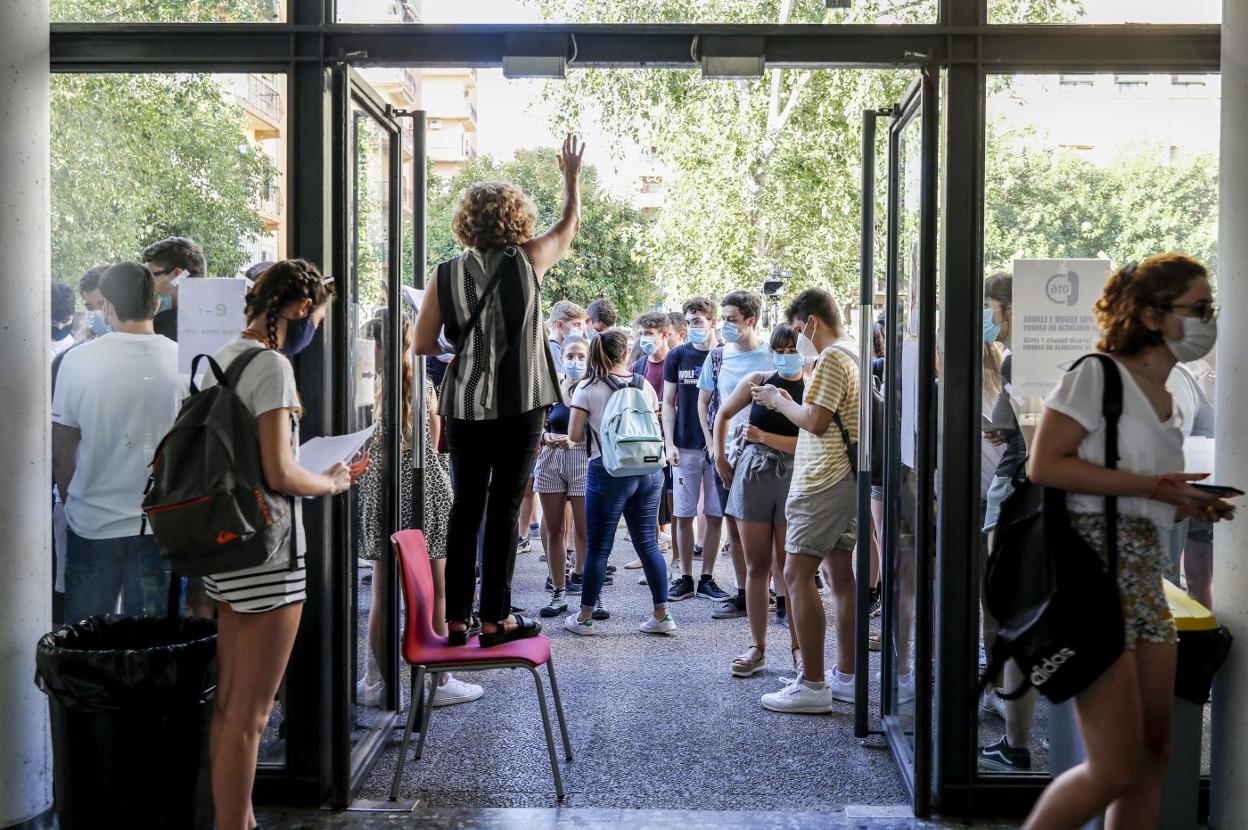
left=593, top=374, right=666, bottom=477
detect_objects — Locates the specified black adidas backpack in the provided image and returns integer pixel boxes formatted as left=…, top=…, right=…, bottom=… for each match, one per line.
left=979, top=353, right=1125, bottom=704
left=141, top=350, right=295, bottom=577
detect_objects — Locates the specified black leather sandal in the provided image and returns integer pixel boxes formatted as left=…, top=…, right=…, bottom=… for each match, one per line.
left=447, top=616, right=481, bottom=646
left=479, top=613, right=542, bottom=648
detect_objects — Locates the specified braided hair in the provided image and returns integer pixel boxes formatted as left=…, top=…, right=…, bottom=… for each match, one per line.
left=244, top=259, right=335, bottom=348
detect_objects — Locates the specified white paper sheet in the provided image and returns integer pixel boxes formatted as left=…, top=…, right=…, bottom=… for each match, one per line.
left=299, top=425, right=375, bottom=475
left=1184, top=436, right=1216, bottom=476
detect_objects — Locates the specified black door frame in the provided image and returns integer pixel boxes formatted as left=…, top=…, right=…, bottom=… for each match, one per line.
left=46, top=0, right=1222, bottom=816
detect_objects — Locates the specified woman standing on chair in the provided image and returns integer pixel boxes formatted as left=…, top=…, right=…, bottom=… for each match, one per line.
left=203, top=260, right=369, bottom=830
left=415, top=134, right=585, bottom=647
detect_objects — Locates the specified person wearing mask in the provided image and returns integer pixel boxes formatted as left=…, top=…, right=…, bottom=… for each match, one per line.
left=663, top=297, right=730, bottom=602
left=199, top=259, right=368, bottom=830
left=699, top=290, right=773, bottom=618
left=50, top=281, right=76, bottom=361
left=548, top=299, right=589, bottom=365
left=713, top=324, right=804, bottom=677
left=1023, top=254, right=1233, bottom=830
left=535, top=333, right=591, bottom=617
left=51, top=263, right=185, bottom=622
left=416, top=134, right=584, bottom=648
left=565, top=329, right=675, bottom=636
left=586, top=296, right=617, bottom=334
left=142, top=235, right=208, bottom=342
left=626, top=312, right=677, bottom=568
left=52, top=265, right=111, bottom=398
left=752, top=288, right=860, bottom=712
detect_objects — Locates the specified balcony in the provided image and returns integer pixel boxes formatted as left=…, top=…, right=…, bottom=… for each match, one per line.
left=244, top=74, right=283, bottom=135
left=257, top=181, right=283, bottom=228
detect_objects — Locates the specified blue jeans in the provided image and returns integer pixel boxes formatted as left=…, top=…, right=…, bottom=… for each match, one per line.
left=582, top=458, right=668, bottom=613
left=64, top=529, right=171, bottom=623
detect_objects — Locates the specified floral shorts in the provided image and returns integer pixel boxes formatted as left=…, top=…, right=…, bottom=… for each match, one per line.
left=1069, top=512, right=1178, bottom=649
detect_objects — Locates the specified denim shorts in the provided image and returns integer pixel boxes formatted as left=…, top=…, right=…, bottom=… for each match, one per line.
left=982, top=475, right=1015, bottom=533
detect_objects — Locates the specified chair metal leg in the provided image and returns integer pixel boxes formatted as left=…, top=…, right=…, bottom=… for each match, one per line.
left=389, top=665, right=425, bottom=801
left=545, top=657, right=573, bottom=761
left=529, top=667, right=565, bottom=800
left=412, top=670, right=439, bottom=762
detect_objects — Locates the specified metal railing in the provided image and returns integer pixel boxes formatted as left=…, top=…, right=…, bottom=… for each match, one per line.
left=246, top=73, right=283, bottom=122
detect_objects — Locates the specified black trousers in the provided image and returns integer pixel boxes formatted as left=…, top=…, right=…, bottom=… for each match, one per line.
left=445, top=408, right=543, bottom=623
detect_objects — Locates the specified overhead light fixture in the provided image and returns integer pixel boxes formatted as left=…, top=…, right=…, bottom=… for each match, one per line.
left=698, top=35, right=765, bottom=80
left=503, top=33, right=570, bottom=79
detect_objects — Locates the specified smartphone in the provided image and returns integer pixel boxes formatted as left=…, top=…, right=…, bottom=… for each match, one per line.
left=1191, top=483, right=1246, bottom=498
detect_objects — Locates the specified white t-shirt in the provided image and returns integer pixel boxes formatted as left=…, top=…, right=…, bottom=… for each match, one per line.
left=1044, top=355, right=1184, bottom=533
left=51, top=332, right=185, bottom=538
left=201, top=337, right=307, bottom=556
left=570, top=372, right=661, bottom=461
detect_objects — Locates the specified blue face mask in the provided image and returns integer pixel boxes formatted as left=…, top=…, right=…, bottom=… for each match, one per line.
left=687, top=326, right=708, bottom=345
left=638, top=335, right=657, bottom=356
left=282, top=315, right=317, bottom=357
left=156, top=294, right=173, bottom=314
left=562, top=358, right=587, bottom=381
left=982, top=307, right=1001, bottom=344
left=721, top=321, right=741, bottom=343
left=773, top=352, right=804, bottom=376
left=85, top=309, right=112, bottom=337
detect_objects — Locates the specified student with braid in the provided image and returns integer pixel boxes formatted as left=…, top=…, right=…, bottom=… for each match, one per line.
left=201, top=260, right=369, bottom=830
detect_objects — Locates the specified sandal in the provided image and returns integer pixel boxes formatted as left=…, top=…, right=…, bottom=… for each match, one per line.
left=731, top=645, right=766, bottom=678
left=479, top=613, right=542, bottom=648
left=447, top=616, right=482, bottom=646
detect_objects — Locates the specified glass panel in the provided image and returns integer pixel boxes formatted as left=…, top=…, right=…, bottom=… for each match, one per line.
left=886, top=107, right=923, bottom=748
left=52, top=0, right=284, bottom=23
left=990, top=0, right=1218, bottom=25
left=339, top=0, right=937, bottom=25
left=349, top=107, right=397, bottom=738
left=978, top=72, right=1220, bottom=777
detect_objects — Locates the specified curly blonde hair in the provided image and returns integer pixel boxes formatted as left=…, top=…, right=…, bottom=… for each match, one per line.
left=451, top=181, right=537, bottom=249
left=1095, top=253, right=1208, bottom=356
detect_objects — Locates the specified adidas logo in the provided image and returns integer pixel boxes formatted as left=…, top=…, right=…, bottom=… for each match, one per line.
left=1029, top=647, right=1077, bottom=687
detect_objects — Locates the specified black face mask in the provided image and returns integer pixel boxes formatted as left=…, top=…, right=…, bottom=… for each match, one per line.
left=52, top=323, right=74, bottom=341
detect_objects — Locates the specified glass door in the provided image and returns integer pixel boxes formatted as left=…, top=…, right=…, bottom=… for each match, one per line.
left=869, top=69, right=940, bottom=817
left=330, top=66, right=405, bottom=806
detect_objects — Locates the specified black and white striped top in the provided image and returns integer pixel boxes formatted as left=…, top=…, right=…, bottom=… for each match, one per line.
left=437, top=246, right=562, bottom=421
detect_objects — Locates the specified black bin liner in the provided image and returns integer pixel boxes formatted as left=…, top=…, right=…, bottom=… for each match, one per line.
left=35, top=615, right=217, bottom=830
left=1175, top=624, right=1233, bottom=705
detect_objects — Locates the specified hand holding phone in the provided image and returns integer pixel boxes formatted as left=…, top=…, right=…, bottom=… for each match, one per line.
left=1190, top=483, right=1245, bottom=498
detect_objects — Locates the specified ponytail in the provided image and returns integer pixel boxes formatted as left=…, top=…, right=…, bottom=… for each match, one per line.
left=587, top=329, right=629, bottom=383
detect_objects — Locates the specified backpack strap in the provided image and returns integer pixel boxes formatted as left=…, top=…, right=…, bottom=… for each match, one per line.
left=1071, top=353, right=1123, bottom=579
left=222, top=345, right=271, bottom=389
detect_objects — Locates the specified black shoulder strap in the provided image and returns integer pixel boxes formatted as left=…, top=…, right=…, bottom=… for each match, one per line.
left=222, top=345, right=270, bottom=389
left=1074, top=353, right=1123, bottom=577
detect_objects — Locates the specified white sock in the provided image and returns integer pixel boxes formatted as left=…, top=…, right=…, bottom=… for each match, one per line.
left=800, top=676, right=826, bottom=690
left=834, top=669, right=854, bottom=683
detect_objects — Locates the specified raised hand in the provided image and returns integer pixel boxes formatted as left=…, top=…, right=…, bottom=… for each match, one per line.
left=558, top=133, right=586, bottom=181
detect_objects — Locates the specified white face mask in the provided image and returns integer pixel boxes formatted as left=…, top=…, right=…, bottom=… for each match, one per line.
left=796, top=319, right=820, bottom=358
left=1166, top=314, right=1217, bottom=363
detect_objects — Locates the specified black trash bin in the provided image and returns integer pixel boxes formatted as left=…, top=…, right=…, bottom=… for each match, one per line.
left=35, top=614, right=217, bottom=830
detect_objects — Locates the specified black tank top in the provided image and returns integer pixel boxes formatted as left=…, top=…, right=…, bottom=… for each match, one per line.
left=748, top=371, right=804, bottom=438
left=546, top=401, right=572, bottom=435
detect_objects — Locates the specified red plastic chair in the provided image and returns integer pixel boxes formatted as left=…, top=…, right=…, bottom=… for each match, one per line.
left=388, top=529, right=572, bottom=801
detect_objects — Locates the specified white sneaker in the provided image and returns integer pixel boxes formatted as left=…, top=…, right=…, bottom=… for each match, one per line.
left=657, top=537, right=672, bottom=552
left=356, top=676, right=383, bottom=708
left=828, top=672, right=855, bottom=703
left=639, top=613, right=676, bottom=634
left=565, top=612, right=595, bottom=636
left=623, top=557, right=644, bottom=569
left=760, top=679, right=835, bottom=714
left=979, top=688, right=1007, bottom=721
left=430, top=673, right=483, bottom=708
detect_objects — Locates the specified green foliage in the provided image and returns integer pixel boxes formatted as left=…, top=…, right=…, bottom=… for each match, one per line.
left=984, top=126, right=1219, bottom=276
left=51, top=0, right=276, bottom=22
left=51, top=72, right=272, bottom=283
left=426, top=149, right=656, bottom=322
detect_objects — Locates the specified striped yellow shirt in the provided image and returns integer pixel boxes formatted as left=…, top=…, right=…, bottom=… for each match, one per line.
left=791, top=347, right=859, bottom=496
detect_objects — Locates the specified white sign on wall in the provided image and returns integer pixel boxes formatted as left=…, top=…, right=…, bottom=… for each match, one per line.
left=177, top=278, right=248, bottom=374
left=1011, top=258, right=1112, bottom=398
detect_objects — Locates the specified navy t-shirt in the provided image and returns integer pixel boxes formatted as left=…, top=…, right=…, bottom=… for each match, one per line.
left=663, top=343, right=712, bottom=450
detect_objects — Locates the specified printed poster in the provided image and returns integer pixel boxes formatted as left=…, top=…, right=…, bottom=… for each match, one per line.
left=178, top=278, right=248, bottom=374
left=1011, top=259, right=1112, bottom=398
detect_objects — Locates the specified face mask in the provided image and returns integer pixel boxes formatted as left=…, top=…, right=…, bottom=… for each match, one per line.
left=983, top=307, right=1001, bottom=344
left=586, top=327, right=600, bottom=341
left=564, top=324, right=584, bottom=339
left=85, top=309, right=112, bottom=336
left=773, top=352, right=804, bottom=376
left=687, top=325, right=708, bottom=345
left=157, top=294, right=173, bottom=314
left=1166, top=314, right=1217, bottom=363
left=52, top=323, right=74, bottom=342
left=638, top=335, right=657, bottom=356
left=721, top=321, right=741, bottom=344
left=281, top=315, right=317, bottom=357
left=562, top=358, right=587, bottom=381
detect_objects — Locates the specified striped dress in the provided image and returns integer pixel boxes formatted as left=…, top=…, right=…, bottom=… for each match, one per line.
left=437, top=246, right=562, bottom=421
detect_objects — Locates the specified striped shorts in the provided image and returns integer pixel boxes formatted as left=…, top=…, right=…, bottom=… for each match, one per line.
left=204, top=554, right=307, bottom=614
left=533, top=445, right=588, bottom=497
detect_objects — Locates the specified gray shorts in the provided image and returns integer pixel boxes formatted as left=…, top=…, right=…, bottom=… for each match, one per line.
left=725, top=445, right=793, bottom=526
left=672, top=448, right=724, bottom=518
left=784, top=477, right=858, bottom=558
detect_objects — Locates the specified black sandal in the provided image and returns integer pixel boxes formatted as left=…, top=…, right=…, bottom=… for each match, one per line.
left=479, top=613, right=542, bottom=648
left=447, top=616, right=482, bottom=646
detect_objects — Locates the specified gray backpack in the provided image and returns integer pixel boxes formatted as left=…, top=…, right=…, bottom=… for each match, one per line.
left=141, top=349, right=295, bottom=577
